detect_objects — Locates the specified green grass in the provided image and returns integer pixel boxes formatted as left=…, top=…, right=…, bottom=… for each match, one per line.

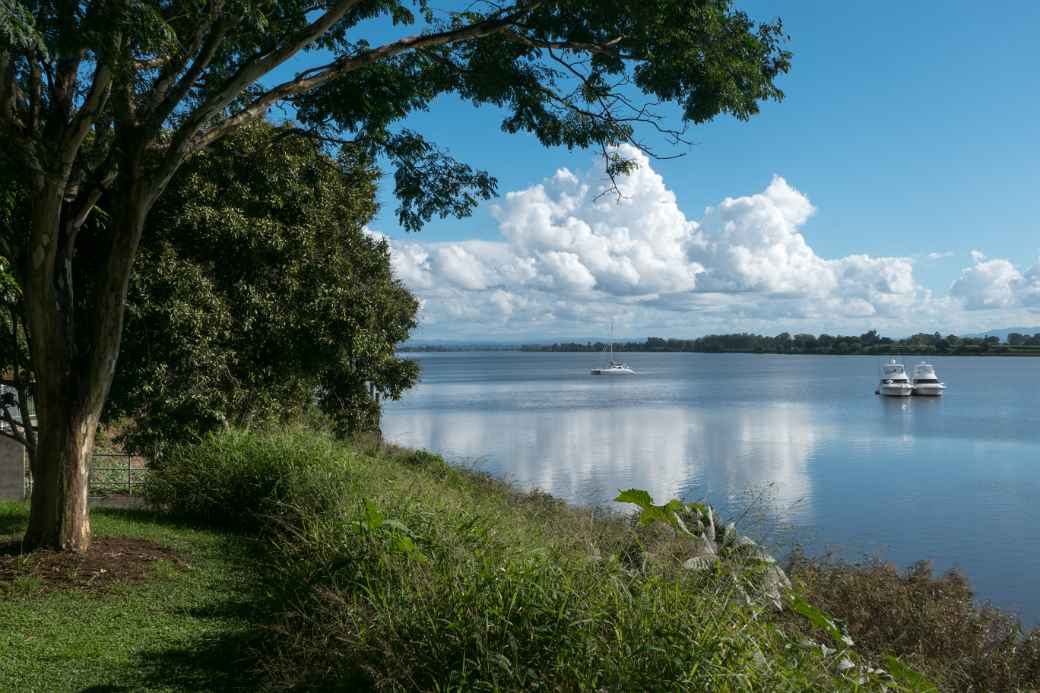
left=2, top=431, right=943, bottom=691
left=0, top=502, right=265, bottom=692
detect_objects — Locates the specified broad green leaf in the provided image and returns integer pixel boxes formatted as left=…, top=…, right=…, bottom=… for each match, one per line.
left=614, top=489, right=654, bottom=510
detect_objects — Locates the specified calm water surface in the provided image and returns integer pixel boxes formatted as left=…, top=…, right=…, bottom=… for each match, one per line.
left=382, top=352, right=1040, bottom=624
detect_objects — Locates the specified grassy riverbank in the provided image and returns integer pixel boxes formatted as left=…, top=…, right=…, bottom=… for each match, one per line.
left=2, top=430, right=1037, bottom=690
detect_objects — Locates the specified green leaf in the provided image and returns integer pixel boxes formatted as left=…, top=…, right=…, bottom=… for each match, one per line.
left=390, top=533, right=416, bottom=555
left=362, top=498, right=384, bottom=531
left=614, top=489, right=654, bottom=511
left=663, top=499, right=685, bottom=514
left=789, top=595, right=848, bottom=647
left=883, top=656, right=938, bottom=692
left=381, top=519, right=413, bottom=536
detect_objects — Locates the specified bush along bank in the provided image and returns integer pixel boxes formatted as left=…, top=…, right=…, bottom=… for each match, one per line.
left=143, top=429, right=1037, bottom=691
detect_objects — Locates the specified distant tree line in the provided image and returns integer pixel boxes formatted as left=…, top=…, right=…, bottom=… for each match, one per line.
left=511, top=330, right=1040, bottom=355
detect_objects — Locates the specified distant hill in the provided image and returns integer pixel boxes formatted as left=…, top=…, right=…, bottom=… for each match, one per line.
left=968, top=327, right=1040, bottom=341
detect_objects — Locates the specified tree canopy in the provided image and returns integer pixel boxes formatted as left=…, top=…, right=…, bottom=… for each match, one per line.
left=104, top=124, right=419, bottom=456
left=1, top=0, right=790, bottom=237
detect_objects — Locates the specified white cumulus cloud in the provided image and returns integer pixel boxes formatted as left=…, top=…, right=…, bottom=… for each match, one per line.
left=951, top=252, right=1040, bottom=311
left=376, top=147, right=1036, bottom=338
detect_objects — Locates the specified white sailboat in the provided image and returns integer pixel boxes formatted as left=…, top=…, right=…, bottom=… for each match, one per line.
left=591, top=323, right=635, bottom=375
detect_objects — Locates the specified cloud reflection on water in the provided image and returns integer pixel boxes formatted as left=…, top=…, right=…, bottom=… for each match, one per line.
left=381, top=401, right=818, bottom=526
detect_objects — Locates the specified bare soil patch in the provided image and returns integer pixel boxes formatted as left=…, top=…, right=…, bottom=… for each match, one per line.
left=0, top=537, right=185, bottom=593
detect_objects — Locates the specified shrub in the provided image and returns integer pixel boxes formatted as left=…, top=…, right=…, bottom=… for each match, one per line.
left=786, top=550, right=1040, bottom=691
left=142, top=429, right=351, bottom=531
left=262, top=502, right=835, bottom=691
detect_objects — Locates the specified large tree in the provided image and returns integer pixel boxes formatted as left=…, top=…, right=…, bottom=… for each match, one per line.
left=0, top=0, right=789, bottom=550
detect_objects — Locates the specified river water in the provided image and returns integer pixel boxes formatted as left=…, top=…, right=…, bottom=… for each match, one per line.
left=382, top=352, right=1040, bottom=625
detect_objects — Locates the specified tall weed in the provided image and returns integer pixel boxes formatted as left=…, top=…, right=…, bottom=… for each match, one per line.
left=142, top=428, right=350, bottom=531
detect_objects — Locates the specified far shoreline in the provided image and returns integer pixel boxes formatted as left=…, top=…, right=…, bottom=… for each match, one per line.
left=401, top=347, right=1040, bottom=357
left=401, top=330, right=1040, bottom=358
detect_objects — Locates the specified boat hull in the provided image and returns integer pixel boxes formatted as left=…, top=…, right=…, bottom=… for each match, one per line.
left=591, top=368, right=635, bottom=375
left=878, top=384, right=913, bottom=397
left=912, top=383, right=945, bottom=396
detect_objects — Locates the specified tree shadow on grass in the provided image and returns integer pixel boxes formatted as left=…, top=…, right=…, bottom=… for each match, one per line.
left=120, top=629, right=270, bottom=692
left=91, top=505, right=213, bottom=532
left=117, top=531, right=280, bottom=692
left=77, top=630, right=269, bottom=692
left=126, top=604, right=273, bottom=690
left=2, top=503, right=219, bottom=539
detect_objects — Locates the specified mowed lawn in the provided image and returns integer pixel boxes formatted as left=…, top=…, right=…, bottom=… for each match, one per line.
left=0, top=501, right=263, bottom=692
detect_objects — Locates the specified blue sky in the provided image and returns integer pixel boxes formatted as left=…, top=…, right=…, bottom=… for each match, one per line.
left=277, top=2, right=1040, bottom=339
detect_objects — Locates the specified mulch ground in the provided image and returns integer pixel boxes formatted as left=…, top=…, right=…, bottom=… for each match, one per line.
left=0, top=537, right=186, bottom=593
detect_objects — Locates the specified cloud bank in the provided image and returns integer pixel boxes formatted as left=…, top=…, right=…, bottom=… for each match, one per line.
left=377, top=146, right=1038, bottom=338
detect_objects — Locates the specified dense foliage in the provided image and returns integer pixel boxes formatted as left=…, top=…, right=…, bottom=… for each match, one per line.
left=143, top=429, right=352, bottom=531
left=510, top=330, right=1040, bottom=355
left=102, top=125, right=420, bottom=454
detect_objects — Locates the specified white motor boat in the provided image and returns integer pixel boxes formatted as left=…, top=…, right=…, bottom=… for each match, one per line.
left=591, top=360, right=635, bottom=376
left=876, top=359, right=913, bottom=397
left=911, top=362, right=946, bottom=396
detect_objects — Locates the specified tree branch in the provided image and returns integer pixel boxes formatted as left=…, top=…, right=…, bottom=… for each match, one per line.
left=145, top=2, right=221, bottom=112
left=144, top=10, right=233, bottom=136
left=186, top=4, right=541, bottom=155
left=0, top=49, right=17, bottom=128
left=506, top=30, right=629, bottom=59
left=148, top=0, right=367, bottom=192
left=27, top=52, right=41, bottom=134
left=15, top=378, right=36, bottom=458
left=0, top=48, right=38, bottom=165
left=61, top=62, right=113, bottom=168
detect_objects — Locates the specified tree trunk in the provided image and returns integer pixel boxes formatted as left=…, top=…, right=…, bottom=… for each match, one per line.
left=21, top=173, right=151, bottom=552
left=23, top=400, right=99, bottom=550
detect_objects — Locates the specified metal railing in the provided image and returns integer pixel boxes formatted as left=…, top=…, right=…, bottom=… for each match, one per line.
left=89, top=451, right=148, bottom=497
left=22, top=450, right=149, bottom=498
